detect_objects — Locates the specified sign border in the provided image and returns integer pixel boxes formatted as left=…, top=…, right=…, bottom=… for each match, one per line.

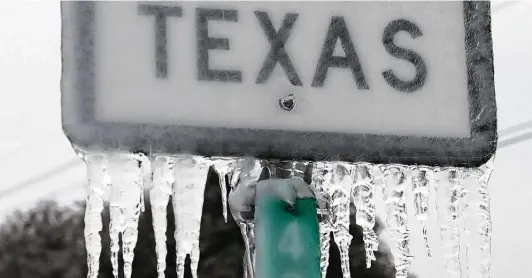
left=61, top=1, right=497, bottom=167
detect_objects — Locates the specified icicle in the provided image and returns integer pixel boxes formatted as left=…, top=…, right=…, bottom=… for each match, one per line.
left=329, top=163, right=354, bottom=278
left=352, top=163, right=378, bottom=269
left=372, top=165, right=386, bottom=219
left=459, top=159, right=494, bottom=278
left=478, top=159, right=494, bottom=278
left=212, top=158, right=235, bottom=223
left=150, top=156, right=176, bottom=278
left=107, top=153, right=145, bottom=278
left=83, top=153, right=110, bottom=278
left=383, top=165, right=413, bottom=278
left=172, top=155, right=210, bottom=278
left=411, top=166, right=433, bottom=258
left=229, top=158, right=263, bottom=278
left=278, top=161, right=308, bottom=180
left=311, top=162, right=333, bottom=278
left=478, top=160, right=494, bottom=278
left=434, top=167, right=464, bottom=278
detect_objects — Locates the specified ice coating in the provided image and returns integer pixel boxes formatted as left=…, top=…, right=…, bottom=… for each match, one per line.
left=352, top=163, right=378, bottom=269
left=411, top=166, right=433, bottom=258
left=229, top=158, right=264, bottom=278
left=172, top=155, right=211, bottom=278
left=329, top=163, right=354, bottom=278
left=311, top=162, right=334, bottom=278
left=76, top=149, right=496, bottom=278
left=83, top=153, right=110, bottom=278
left=477, top=159, right=494, bottom=278
left=460, top=158, right=494, bottom=278
left=151, top=156, right=176, bottom=278
left=383, top=165, right=413, bottom=278
left=107, top=153, right=145, bottom=278
left=434, top=168, right=464, bottom=278
left=212, top=158, right=236, bottom=223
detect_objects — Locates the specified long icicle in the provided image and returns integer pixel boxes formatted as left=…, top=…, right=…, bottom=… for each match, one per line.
left=352, top=163, right=378, bottom=269
left=151, top=156, right=176, bottom=278
left=434, top=167, right=464, bottom=278
left=83, top=153, right=110, bottom=278
left=330, top=163, right=354, bottom=278
left=411, top=166, right=433, bottom=258
left=478, top=159, right=494, bottom=278
left=383, top=165, right=413, bottom=278
left=173, top=155, right=210, bottom=278
left=107, top=153, right=145, bottom=278
left=212, top=158, right=235, bottom=223
left=312, top=162, right=333, bottom=278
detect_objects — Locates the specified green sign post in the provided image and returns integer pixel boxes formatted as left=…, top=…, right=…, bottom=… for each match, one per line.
left=255, top=194, right=320, bottom=278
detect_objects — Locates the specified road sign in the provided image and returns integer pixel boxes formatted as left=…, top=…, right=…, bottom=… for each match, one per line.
left=61, top=1, right=496, bottom=167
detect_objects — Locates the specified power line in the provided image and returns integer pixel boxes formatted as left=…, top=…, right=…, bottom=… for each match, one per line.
left=492, top=1, right=524, bottom=12
left=498, top=130, right=532, bottom=149
left=0, top=158, right=82, bottom=200
left=498, top=119, right=532, bottom=137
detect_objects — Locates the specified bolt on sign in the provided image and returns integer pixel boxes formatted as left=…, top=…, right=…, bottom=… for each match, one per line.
left=61, top=1, right=496, bottom=168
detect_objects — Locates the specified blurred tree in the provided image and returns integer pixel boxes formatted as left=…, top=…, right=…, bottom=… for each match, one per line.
left=0, top=167, right=405, bottom=278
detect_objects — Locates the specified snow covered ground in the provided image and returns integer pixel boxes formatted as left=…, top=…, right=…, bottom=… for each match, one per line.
left=0, top=1, right=531, bottom=278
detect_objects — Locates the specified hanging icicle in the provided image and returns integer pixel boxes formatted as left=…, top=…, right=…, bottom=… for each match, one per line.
left=352, top=163, right=378, bottom=269
left=411, top=166, right=433, bottom=258
left=329, top=163, right=354, bottom=278
left=211, top=157, right=236, bottom=223
left=383, top=165, right=413, bottom=278
left=477, top=159, right=494, bottom=278
left=311, top=162, right=334, bottom=278
left=150, top=156, right=176, bottom=278
left=434, top=167, right=464, bottom=278
left=107, top=153, right=146, bottom=278
left=229, top=158, right=264, bottom=278
left=83, top=153, right=110, bottom=278
left=172, top=155, right=211, bottom=278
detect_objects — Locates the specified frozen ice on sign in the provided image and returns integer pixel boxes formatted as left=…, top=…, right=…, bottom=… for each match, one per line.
left=61, top=2, right=496, bottom=278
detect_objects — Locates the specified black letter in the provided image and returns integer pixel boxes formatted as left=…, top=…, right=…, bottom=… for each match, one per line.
left=382, top=19, right=427, bottom=92
left=196, top=8, right=241, bottom=83
left=312, top=16, right=368, bottom=89
left=255, top=11, right=302, bottom=86
left=138, top=4, right=183, bottom=79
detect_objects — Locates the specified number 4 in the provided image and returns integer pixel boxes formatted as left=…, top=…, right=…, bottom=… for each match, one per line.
left=278, top=221, right=304, bottom=260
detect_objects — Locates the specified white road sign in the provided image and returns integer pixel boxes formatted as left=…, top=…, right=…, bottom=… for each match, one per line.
left=61, top=1, right=497, bottom=167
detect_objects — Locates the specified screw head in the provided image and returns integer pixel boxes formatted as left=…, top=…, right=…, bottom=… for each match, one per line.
left=279, top=94, right=296, bottom=112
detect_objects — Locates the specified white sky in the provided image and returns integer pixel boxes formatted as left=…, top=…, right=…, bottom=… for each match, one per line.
left=0, top=1, right=531, bottom=278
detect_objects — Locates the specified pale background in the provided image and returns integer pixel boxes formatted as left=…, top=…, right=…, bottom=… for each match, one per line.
left=0, top=1, right=531, bottom=278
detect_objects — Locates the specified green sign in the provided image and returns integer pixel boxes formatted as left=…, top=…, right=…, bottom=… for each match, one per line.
left=255, top=196, right=320, bottom=278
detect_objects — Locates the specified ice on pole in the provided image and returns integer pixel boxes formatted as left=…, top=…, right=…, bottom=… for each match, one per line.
left=229, top=158, right=264, bottom=278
